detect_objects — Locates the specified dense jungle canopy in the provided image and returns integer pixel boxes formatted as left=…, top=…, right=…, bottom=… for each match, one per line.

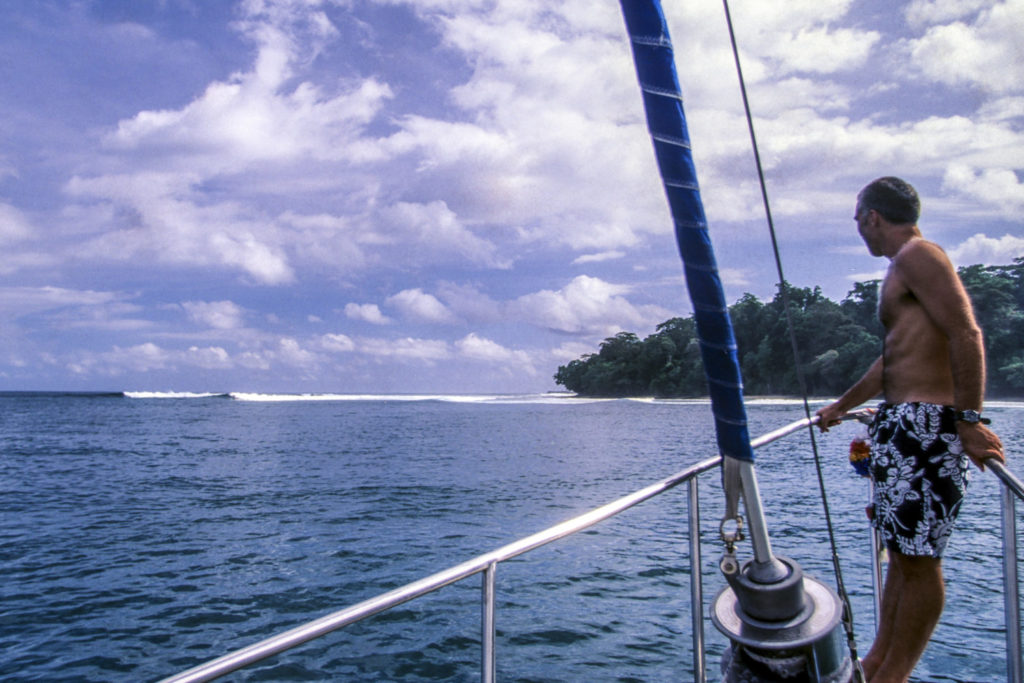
left=554, top=260, right=1024, bottom=398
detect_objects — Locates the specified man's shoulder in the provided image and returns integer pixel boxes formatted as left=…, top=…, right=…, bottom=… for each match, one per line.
left=892, top=238, right=955, bottom=279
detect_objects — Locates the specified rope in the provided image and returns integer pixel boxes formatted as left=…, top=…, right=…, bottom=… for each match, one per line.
left=720, top=2, right=865, bottom=680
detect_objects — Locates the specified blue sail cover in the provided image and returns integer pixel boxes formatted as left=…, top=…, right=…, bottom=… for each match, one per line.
left=620, top=0, right=755, bottom=462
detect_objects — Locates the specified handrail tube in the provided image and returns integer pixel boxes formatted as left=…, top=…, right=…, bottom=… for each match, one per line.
left=1002, top=486, right=1022, bottom=683
left=868, top=480, right=883, bottom=634
left=482, top=562, right=497, bottom=683
left=688, top=476, right=706, bottom=683
left=991, top=460, right=1024, bottom=501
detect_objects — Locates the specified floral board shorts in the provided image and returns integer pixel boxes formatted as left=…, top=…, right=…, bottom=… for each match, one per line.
left=868, top=402, right=971, bottom=558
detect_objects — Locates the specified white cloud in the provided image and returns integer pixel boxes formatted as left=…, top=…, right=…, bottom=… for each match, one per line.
left=550, top=340, right=599, bottom=363
left=435, top=282, right=502, bottom=323
left=762, top=26, right=880, bottom=75
left=509, top=274, right=671, bottom=334
left=344, top=302, right=392, bottom=325
left=69, top=342, right=239, bottom=376
left=275, top=337, right=318, bottom=367
left=719, top=268, right=753, bottom=288
left=386, top=288, right=457, bottom=324
left=182, top=300, right=246, bottom=329
left=69, top=342, right=170, bottom=375
left=108, top=0, right=390, bottom=169
left=704, top=0, right=878, bottom=77
left=67, top=172, right=295, bottom=285
left=905, top=0, right=1001, bottom=29
left=377, top=201, right=505, bottom=268
left=187, top=345, right=233, bottom=369
left=0, top=203, right=32, bottom=244
left=947, top=233, right=1024, bottom=266
left=0, top=286, right=122, bottom=317
left=280, top=211, right=368, bottom=270
left=572, top=251, right=625, bottom=265
left=906, top=0, right=1024, bottom=94
left=320, top=332, right=356, bottom=352
left=455, top=333, right=535, bottom=372
left=942, top=164, right=1024, bottom=218
left=358, top=337, right=451, bottom=362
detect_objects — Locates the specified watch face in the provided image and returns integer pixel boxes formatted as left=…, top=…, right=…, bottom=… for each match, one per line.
left=957, top=409, right=981, bottom=423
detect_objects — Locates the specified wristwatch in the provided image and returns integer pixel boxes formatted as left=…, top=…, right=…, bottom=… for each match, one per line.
left=955, top=409, right=991, bottom=425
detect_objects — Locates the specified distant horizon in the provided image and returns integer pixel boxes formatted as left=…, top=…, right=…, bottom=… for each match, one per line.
left=6, top=390, right=1024, bottom=410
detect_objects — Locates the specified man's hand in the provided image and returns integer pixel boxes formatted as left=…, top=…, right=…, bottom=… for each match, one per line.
left=957, top=422, right=1005, bottom=471
left=815, top=403, right=845, bottom=432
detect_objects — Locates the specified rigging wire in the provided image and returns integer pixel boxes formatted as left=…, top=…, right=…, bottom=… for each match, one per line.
left=720, top=1, right=865, bottom=679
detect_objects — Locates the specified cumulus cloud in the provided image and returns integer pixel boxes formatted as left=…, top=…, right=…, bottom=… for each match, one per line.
left=0, top=203, right=32, bottom=244
left=276, top=337, right=319, bottom=367
left=67, top=172, right=295, bottom=285
left=905, top=0, right=1024, bottom=94
left=187, top=345, right=233, bottom=369
left=60, top=1, right=395, bottom=285
left=942, top=164, right=1024, bottom=218
left=386, top=288, right=457, bottom=324
left=107, top=0, right=391, bottom=169
left=509, top=274, right=671, bottom=335
left=947, top=233, right=1024, bottom=267
left=762, top=26, right=880, bottom=75
left=69, top=342, right=238, bottom=376
left=345, top=303, right=392, bottom=325
left=435, top=282, right=503, bottom=323
left=455, top=333, right=535, bottom=372
left=68, top=342, right=170, bottom=375
left=320, top=332, right=356, bottom=352
left=0, top=286, right=123, bottom=318
left=904, top=0, right=993, bottom=27
left=377, top=201, right=505, bottom=268
left=182, top=300, right=246, bottom=329
left=572, top=251, right=626, bottom=265
left=358, top=337, right=451, bottom=362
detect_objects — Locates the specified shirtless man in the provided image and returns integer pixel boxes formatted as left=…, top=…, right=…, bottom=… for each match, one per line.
left=816, top=177, right=1004, bottom=683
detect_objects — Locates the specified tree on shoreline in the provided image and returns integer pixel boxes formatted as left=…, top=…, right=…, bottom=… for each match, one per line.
left=554, top=260, right=1024, bottom=399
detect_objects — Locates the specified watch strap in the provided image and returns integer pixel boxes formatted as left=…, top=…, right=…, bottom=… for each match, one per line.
left=955, top=409, right=991, bottom=425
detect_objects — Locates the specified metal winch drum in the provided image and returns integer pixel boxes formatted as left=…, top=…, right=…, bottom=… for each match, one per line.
left=712, top=555, right=852, bottom=682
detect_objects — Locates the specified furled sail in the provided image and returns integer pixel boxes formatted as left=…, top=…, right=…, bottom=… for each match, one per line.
left=619, top=0, right=754, bottom=463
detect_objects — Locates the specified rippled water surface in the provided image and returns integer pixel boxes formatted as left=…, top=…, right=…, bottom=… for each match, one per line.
left=2, top=393, right=1021, bottom=681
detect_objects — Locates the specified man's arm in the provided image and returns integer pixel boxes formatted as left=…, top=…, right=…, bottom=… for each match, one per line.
left=816, top=355, right=883, bottom=432
left=898, top=241, right=1005, bottom=467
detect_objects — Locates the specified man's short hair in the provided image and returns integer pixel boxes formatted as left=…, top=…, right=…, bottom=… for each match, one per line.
left=857, top=177, right=921, bottom=224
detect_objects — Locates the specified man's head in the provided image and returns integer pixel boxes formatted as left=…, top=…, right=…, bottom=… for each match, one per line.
left=855, top=177, right=920, bottom=225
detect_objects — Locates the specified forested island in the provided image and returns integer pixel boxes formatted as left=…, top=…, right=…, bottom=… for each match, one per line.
left=554, top=260, right=1024, bottom=398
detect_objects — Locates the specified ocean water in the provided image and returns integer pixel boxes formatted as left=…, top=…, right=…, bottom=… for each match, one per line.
left=1, top=392, right=1021, bottom=682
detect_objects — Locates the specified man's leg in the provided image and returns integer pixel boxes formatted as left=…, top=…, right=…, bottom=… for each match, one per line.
left=861, top=550, right=902, bottom=680
left=868, top=552, right=945, bottom=683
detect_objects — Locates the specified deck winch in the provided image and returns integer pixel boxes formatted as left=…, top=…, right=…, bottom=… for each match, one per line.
left=712, top=550, right=851, bottom=681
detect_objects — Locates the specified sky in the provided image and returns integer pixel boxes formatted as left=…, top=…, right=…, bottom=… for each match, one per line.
left=1, top=0, right=1022, bottom=394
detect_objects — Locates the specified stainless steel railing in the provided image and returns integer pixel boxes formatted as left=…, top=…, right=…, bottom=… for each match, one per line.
left=991, top=460, right=1024, bottom=683
left=160, top=414, right=1023, bottom=683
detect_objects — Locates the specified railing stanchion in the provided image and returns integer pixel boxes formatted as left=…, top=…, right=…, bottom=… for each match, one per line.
left=869, top=479, right=883, bottom=634
left=482, top=562, right=497, bottom=683
left=688, top=476, right=706, bottom=683
left=1001, top=485, right=1022, bottom=683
